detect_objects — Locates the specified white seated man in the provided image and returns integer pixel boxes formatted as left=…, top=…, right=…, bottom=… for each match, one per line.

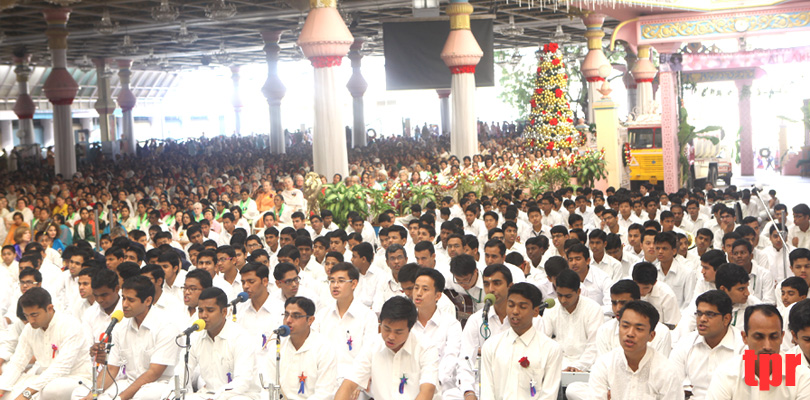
left=669, top=290, right=745, bottom=400
left=335, top=296, right=439, bottom=400
left=588, top=300, right=684, bottom=399
left=707, top=304, right=810, bottom=398
left=0, top=287, right=90, bottom=399
left=266, top=296, right=337, bottom=399
left=481, top=282, right=562, bottom=400
left=186, top=287, right=262, bottom=399
left=73, top=275, right=179, bottom=400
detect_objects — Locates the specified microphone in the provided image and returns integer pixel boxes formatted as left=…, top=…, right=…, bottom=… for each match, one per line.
left=176, top=319, right=206, bottom=338
left=102, top=310, right=125, bottom=342
left=273, top=325, right=290, bottom=337
left=229, top=292, right=249, bottom=307
left=482, top=293, right=496, bottom=321
left=539, top=298, right=555, bottom=310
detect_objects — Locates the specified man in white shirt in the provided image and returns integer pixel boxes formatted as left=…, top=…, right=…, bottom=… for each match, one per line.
left=543, top=269, right=602, bottom=372
left=683, top=200, right=708, bottom=235
left=335, top=296, right=439, bottom=400
left=183, top=269, right=212, bottom=321
left=237, top=188, right=260, bottom=225
left=605, top=233, right=639, bottom=281
left=82, top=268, right=123, bottom=341
left=633, top=261, right=681, bottom=329
left=540, top=195, right=563, bottom=229
left=351, top=242, right=383, bottom=309
left=566, top=243, right=611, bottom=307
left=617, top=197, right=642, bottom=232
left=588, top=300, right=684, bottom=399
left=574, top=195, right=597, bottom=230
left=790, top=204, right=810, bottom=250
left=186, top=287, right=261, bottom=399
left=0, top=287, right=90, bottom=399
left=729, top=239, right=777, bottom=305
left=762, top=224, right=791, bottom=283
left=281, top=176, right=305, bottom=214
left=139, top=265, right=185, bottom=323
left=266, top=296, right=337, bottom=399
left=670, top=290, right=745, bottom=400
left=715, top=263, right=761, bottom=331
left=655, top=232, right=697, bottom=310
left=411, top=268, right=462, bottom=399
left=347, top=215, right=380, bottom=250
left=588, top=230, right=625, bottom=283
left=463, top=206, right=487, bottom=246
left=312, top=263, right=378, bottom=388
left=371, top=245, right=409, bottom=315
left=156, top=250, right=185, bottom=304
left=71, top=268, right=96, bottom=321
left=236, top=263, right=280, bottom=357
left=214, top=246, right=243, bottom=301
left=74, top=275, right=178, bottom=400
left=707, top=304, right=810, bottom=398
left=788, top=298, right=810, bottom=370
left=481, top=283, right=562, bottom=400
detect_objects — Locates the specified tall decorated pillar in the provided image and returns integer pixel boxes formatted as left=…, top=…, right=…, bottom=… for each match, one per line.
left=117, top=59, right=137, bottom=156
left=41, top=118, right=54, bottom=147
left=42, top=8, right=79, bottom=178
left=621, top=48, right=637, bottom=114
left=736, top=79, right=754, bottom=176
left=0, top=120, right=12, bottom=152
left=260, top=30, right=286, bottom=154
left=12, top=53, right=36, bottom=147
left=632, top=45, right=657, bottom=115
left=659, top=69, right=679, bottom=193
left=441, top=0, right=482, bottom=160
left=93, top=58, right=118, bottom=158
left=594, top=90, right=622, bottom=189
left=297, top=0, right=353, bottom=178
left=580, top=12, right=609, bottom=123
left=437, top=89, right=451, bottom=135
left=231, top=65, right=243, bottom=136
left=346, top=38, right=368, bottom=148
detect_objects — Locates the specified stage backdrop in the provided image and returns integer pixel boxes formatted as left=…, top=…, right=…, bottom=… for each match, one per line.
left=383, top=18, right=494, bottom=91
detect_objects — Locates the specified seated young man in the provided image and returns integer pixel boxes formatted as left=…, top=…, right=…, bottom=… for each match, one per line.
left=707, top=304, right=810, bottom=398
left=186, top=287, right=261, bottom=399
left=587, top=300, right=683, bottom=399
left=693, top=250, right=726, bottom=301
left=335, top=296, right=438, bottom=400
left=632, top=261, right=681, bottom=330
left=788, top=299, right=810, bottom=369
left=543, top=269, right=603, bottom=372
left=596, top=280, right=672, bottom=358
left=481, top=283, right=562, bottom=400
left=669, top=290, right=745, bottom=400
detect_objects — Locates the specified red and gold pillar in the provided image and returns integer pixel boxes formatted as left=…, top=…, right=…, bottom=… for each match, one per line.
left=580, top=12, right=609, bottom=123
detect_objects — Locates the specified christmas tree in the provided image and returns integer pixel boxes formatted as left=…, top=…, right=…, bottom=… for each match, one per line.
left=523, top=42, right=579, bottom=150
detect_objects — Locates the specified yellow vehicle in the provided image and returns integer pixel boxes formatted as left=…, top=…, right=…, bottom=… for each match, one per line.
left=626, top=122, right=665, bottom=190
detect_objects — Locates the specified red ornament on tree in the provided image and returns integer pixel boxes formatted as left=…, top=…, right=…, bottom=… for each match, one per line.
left=566, top=137, right=573, bottom=144
left=552, top=59, right=561, bottom=66
left=548, top=43, right=559, bottom=53
left=555, top=89, right=563, bottom=98
left=535, top=88, right=543, bottom=95
left=547, top=142, right=555, bottom=150
left=557, top=111, right=562, bottom=116
left=530, top=118, right=536, bottom=126
left=550, top=118, right=559, bottom=126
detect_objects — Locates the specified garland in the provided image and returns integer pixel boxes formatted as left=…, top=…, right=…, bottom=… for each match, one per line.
left=623, top=142, right=632, bottom=166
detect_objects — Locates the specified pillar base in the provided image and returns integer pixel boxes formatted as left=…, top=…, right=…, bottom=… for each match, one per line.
left=594, top=99, right=625, bottom=190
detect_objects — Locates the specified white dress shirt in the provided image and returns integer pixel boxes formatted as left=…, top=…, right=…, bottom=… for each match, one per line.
left=108, top=307, right=179, bottom=384
left=312, top=298, right=379, bottom=381
left=187, top=321, right=261, bottom=399
left=642, top=281, right=682, bottom=328
left=706, top=353, right=810, bottom=399
left=789, top=224, right=810, bottom=250
left=541, top=210, right=564, bottom=229
left=669, top=327, right=745, bottom=400
left=589, top=347, right=684, bottom=400
left=762, top=245, right=791, bottom=283
left=0, top=312, right=91, bottom=392
left=265, top=331, right=337, bottom=400
left=542, top=296, right=602, bottom=371
left=581, top=266, right=612, bottom=307
left=355, top=266, right=383, bottom=308
left=412, top=308, right=462, bottom=397
left=748, top=262, right=777, bottom=305
left=591, top=254, right=625, bottom=283
left=595, top=317, right=672, bottom=358
left=236, top=295, right=282, bottom=352
left=481, top=326, right=562, bottom=400
left=657, top=257, right=697, bottom=310
left=80, top=297, right=123, bottom=343
left=345, top=331, right=439, bottom=400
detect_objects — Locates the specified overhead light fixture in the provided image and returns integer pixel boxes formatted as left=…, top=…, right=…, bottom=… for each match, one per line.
left=497, top=15, right=523, bottom=37
left=44, top=0, right=81, bottom=5
left=95, top=8, right=119, bottom=35
left=76, top=55, right=94, bottom=72
left=213, top=41, right=232, bottom=65
left=152, top=0, right=179, bottom=23
left=550, top=23, right=571, bottom=44
left=120, top=35, right=139, bottom=55
left=509, top=48, right=522, bottom=67
left=144, top=49, right=162, bottom=67
left=205, top=0, right=237, bottom=20
left=174, top=21, right=198, bottom=45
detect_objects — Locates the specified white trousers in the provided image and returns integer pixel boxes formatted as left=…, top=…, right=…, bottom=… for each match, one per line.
left=70, top=379, right=172, bottom=400
left=0, top=375, right=85, bottom=400
left=563, top=381, right=589, bottom=400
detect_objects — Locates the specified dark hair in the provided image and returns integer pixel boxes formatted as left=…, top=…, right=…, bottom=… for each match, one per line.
left=240, top=262, right=270, bottom=280
left=325, top=251, right=344, bottom=262
left=508, top=282, right=543, bottom=308
left=790, top=248, right=810, bottom=266
left=294, top=235, right=313, bottom=249
left=695, top=290, right=733, bottom=316
left=19, top=267, right=42, bottom=283
left=186, top=268, right=213, bottom=289
left=544, top=256, right=569, bottom=279
left=610, top=279, right=641, bottom=300
left=696, top=228, right=714, bottom=241
left=482, top=264, right=513, bottom=285
left=700, top=249, right=727, bottom=270
left=556, top=269, right=581, bottom=291
left=198, top=287, right=228, bottom=309
left=618, top=300, right=660, bottom=332
left=731, top=239, right=753, bottom=254
left=632, top=262, right=658, bottom=285
left=414, top=268, right=446, bottom=292
left=277, top=245, right=300, bottom=261
left=397, top=263, right=420, bottom=284
left=782, top=276, right=809, bottom=297
left=378, top=296, right=418, bottom=329
left=385, top=244, right=406, bottom=260
left=91, top=268, right=119, bottom=290
left=525, top=235, right=549, bottom=250
left=714, top=263, right=750, bottom=291
left=484, top=239, right=506, bottom=256
left=654, top=232, right=677, bottom=249
left=352, top=242, right=374, bottom=263
left=19, top=287, right=52, bottom=310
left=116, top=261, right=141, bottom=281
left=329, top=262, right=360, bottom=280
left=285, top=296, right=316, bottom=316
left=157, top=251, right=181, bottom=268
left=140, top=264, right=165, bottom=285
left=565, top=243, right=590, bottom=259
left=273, top=262, right=298, bottom=281
left=413, top=241, right=435, bottom=255
left=450, top=254, right=477, bottom=277
left=788, top=299, right=810, bottom=334
left=743, top=304, right=783, bottom=334
left=122, top=275, right=156, bottom=304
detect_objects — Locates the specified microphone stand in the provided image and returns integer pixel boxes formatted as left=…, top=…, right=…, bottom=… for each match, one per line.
left=476, top=309, right=492, bottom=400
left=753, top=190, right=789, bottom=279
left=173, top=334, right=191, bottom=400
left=273, top=332, right=282, bottom=400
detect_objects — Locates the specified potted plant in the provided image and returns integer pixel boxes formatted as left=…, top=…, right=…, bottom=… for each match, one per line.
left=318, top=182, right=370, bottom=228
left=574, top=150, right=608, bottom=188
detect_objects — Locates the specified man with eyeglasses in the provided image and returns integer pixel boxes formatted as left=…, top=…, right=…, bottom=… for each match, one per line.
left=372, top=245, right=408, bottom=315
left=183, top=269, right=212, bottom=321
left=669, top=290, right=744, bottom=400
left=271, top=262, right=320, bottom=314
left=214, top=245, right=242, bottom=301
left=313, top=262, right=377, bottom=398
left=711, top=206, right=738, bottom=250
left=266, top=296, right=337, bottom=399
